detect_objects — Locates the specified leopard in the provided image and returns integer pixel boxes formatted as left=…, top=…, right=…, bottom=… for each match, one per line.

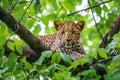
left=38, top=20, right=85, bottom=60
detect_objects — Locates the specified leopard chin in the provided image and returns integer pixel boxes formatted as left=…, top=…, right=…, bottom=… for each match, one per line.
left=59, top=42, right=72, bottom=49
left=65, top=42, right=79, bottom=49
left=65, top=45, right=72, bottom=49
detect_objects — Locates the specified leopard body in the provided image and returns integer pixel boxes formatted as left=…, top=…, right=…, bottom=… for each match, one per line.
left=38, top=21, right=85, bottom=60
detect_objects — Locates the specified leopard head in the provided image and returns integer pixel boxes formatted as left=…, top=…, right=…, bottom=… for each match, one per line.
left=54, top=20, right=85, bottom=49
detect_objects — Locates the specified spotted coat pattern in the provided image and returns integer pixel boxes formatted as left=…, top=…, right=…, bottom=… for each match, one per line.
left=38, top=21, right=85, bottom=60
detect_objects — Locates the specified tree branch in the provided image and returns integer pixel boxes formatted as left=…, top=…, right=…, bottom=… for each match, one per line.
left=88, top=0, right=103, bottom=39
left=8, top=0, right=19, bottom=13
left=0, top=6, right=48, bottom=56
left=71, top=15, right=120, bottom=77
left=67, top=0, right=113, bottom=16
left=100, top=15, right=120, bottom=48
left=19, top=0, right=33, bottom=22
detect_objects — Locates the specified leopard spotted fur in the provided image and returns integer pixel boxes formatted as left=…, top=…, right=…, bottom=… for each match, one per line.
left=38, top=21, right=85, bottom=60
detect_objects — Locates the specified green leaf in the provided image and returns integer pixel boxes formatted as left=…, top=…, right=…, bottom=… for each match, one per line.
left=57, top=64, right=67, bottom=71
left=13, top=61, right=24, bottom=76
left=0, top=67, right=8, bottom=78
left=14, top=40, right=23, bottom=54
left=111, top=55, right=120, bottom=63
left=0, top=24, right=9, bottom=46
left=41, top=16, right=49, bottom=27
left=107, top=55, right=120, bottom=79
left=0, top=48, right=5, bottom=67
left=94, top=6, right=101, bottom=16
left=7, top=41, right=15, bottom=51
left=47, top=64, right=58, bottom=71
left=0, top=47, right=5, bottom=56
left=80, top=68, right=101, bottom=79
left=33, top=24, right=41, bottom=36
left=89, top=49, right=98, bottom=59
left=98, top=48, right=108, bottom=59
left=33, top=1, right=41, bottom=14
left=1, top=0, right=10, bottom=9
left=4, top=75, right=15, bottom=80
left=46, top=26, right=56, bottom=34
left=104, top=74, right=111, bottom=80
left=25, top=61, right=33, bottom=70
left=112, top=73, right=120, bottom=80
left=26, top=19, right=35, bottom=29
left=54, top=71, right=72, bottom=80
left=35, top=51, right=52, bottom=66
left=60, top=53, right=73, bottom=64
left=103, top=5, right=108, bottom=12
left=61, top=2, right=73, bottom=11
left=107, top=35, right=111, bottom=41
left=6, top=53, right=18, bottom=71
left=51, top=53, right=61, bottom=64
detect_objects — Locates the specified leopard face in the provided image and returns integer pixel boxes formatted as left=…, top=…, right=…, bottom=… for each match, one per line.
left=54, top=21, right=85, bottom=49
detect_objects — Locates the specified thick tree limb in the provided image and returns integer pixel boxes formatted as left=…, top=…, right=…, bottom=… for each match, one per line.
left=71, top=15, right=120, bottom=77
left=3, top=39, right=39, bottom=63
left=100, top=15, right=120, bottom=48
left=0, top=6, right=47, bottom=56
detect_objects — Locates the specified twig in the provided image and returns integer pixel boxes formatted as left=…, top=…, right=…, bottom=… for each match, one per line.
left=8, top=0, right=22, bottom=40
left=23, top=68, right=30, bottom=80
left=59, top=2, right=70, bottom=15
left=8, top=0, right=33, bottom=36
left=8, top=0, right=19, bottom=13
left=19, top=0, right=33, bottom=23
left=56, top=2, right=63, bottom=18
left=67, top=0, right=113, bottom=16
left=28, top=15, right=40, bottom=22
left=88, top=0, right=103, bottom=39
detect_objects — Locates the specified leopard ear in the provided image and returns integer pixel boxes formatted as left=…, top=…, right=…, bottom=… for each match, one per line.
left=54, top=20, right=62, bottom=30
left=76, top=21, right=85, bottom=31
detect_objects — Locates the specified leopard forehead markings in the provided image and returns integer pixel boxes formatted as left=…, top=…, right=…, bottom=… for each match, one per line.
left=38, top=21, right=85, bottom=60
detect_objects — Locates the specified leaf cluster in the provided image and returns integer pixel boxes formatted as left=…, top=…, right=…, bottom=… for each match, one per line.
left=0, top=0, right=120, bottom=80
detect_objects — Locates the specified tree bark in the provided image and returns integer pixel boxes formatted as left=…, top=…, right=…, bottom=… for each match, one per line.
left=0, top=6, right=48, bottom=57
left=71, top=15, right=120, bottom=77
left=100, top=15, right=120, bottom=48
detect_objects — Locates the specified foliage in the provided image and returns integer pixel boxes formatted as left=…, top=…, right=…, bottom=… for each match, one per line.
left=0, top=0, right=120, bottom=80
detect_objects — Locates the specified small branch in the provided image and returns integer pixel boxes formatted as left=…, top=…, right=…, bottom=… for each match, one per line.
left=8, top=0, right=19, bottom=13
left=19, top=0, right=33, bottom=22
left=88, top=0, right=103, bottom=39
left=28, top=15, right=40, bottom=22
left=56, top=4, right=63, bottom=17
left=22, top=46, right=39, bottom=63
left=67, top=0, right=113, bottom=16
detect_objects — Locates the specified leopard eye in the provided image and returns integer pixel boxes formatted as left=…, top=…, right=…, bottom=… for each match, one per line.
left=61, top=31, right=65, bottom=34
left=72, top=31, right=77, bottom=34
